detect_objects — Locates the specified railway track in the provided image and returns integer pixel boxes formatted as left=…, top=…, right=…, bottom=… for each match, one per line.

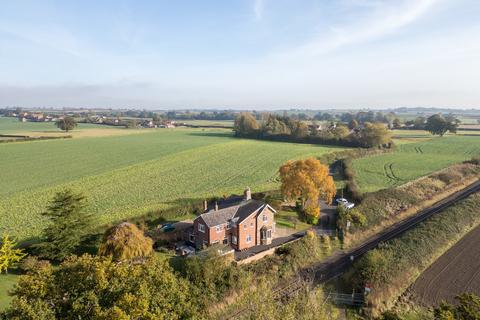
left=313, top=179, right=480, bottom=284
left=223, top=180, right=480, bottom=319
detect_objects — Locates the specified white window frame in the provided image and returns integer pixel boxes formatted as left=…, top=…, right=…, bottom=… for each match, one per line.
left=243, top=224, right=247, bottom=229
left=198, top=223, right=205, bottom=233
left=267, top=229, right=272, bottom=238
left=246, top=234, right=252, bottom=243
left=263, top=214, right=268, bottom=222
left=250, top=221, right=254, bottom=228
left=232, top=235, right=237, bottom=244
left=226, top=222, right=232, bottom=230
left=216, top=225, right=222, bottom=233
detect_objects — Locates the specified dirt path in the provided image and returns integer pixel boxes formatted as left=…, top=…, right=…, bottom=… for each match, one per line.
left=408, top=224, right=480, bottom=306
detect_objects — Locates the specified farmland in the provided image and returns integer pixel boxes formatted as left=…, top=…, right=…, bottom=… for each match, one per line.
left=409, top=224, right=480, bottom=306
left=0, top=127, right=343, bottom=242
left=0, top=116, right=105, bottom=134
left=182, top=119, right=234, bottom=127
left=0, top=116, right=150, bottom=139
left=353, top=135, right=480, bottom=192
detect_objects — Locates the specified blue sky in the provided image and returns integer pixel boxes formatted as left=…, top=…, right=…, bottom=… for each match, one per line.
left=1, top=0, right=480, bottom=109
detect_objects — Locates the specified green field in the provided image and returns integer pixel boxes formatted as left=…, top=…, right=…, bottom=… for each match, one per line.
left=353, top=135, right=480, bottom=192
left=0, top=116, right=107, bottom=134
left=0, top=274, right=18, bottom=310
left=0, top=127, right=343, bottom=241
left=182, top=119, right=234, bottom=127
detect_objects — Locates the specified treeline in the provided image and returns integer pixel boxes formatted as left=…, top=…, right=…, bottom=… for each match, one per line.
left=403, top=114, right=460, bottom=136
left=234, top=112, right=392, bottom=148
left=346, top=193, right=480, bottom=316
left=164, top=110, right=236, bottom=120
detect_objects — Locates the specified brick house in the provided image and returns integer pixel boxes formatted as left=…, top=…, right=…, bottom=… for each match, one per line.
left=192, top=188, right=276, bottom=251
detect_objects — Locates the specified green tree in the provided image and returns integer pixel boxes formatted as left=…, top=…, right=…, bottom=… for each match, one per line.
left=413, top=116, right=426, bottom=129
left=392, top=118, right=402, bottom=129
left=336, top=206, right=366, bottom=231
left=331, top=125, right=350, bottom=140
left=183, top=248, right=241, bottom=303
left=125, top=119, right=138, bottom=128
left=262, top=115, right=291, bottom=136
left=98, top=222, right=153, bottom=261
left=233, top=112, right=260, bottom=137
left=0, top=234, right=27, bottom=274
left=348, top=119, right=359, bottom=130
left=426, top=114, right=459, bottom=136
left=359, top=122, right=392, bottom=147
left=55, top=116, right=77, bottom=132
left=36, top=190, right=92, bottom=261
left=291, top=121, right=309, bottom=138
left=3, top=254, right=198, bottom=319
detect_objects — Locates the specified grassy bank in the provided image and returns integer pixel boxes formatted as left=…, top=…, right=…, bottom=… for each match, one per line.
left=346, top=193, right=480, bottom=316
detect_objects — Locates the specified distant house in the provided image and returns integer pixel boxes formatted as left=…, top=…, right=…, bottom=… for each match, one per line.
left=191, top=188, right=276, bottom=251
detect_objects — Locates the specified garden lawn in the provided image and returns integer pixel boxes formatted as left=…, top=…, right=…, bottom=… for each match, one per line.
left=275, top=210, right=311, bottom=230
left=0, top=128, right=343, bottom=241
left=353, top=135, right=480, bottom=192
left=0, top=274, right=18, bottom=311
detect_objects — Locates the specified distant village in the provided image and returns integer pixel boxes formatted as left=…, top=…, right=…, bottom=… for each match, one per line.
left=2, top=109, right=178, bottom=129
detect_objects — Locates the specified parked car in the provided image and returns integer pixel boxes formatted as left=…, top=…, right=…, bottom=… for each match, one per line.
left=160, top=223, right=175, bottom=232
left=336, top=198, right=355, bottom=209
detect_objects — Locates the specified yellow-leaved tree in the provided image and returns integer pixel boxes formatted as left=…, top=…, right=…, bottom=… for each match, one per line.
left=98, top=222, right=153, bottom=261
left=279, top=158, right=336, bottom=224
left=0, top=234, right=27, bottom=274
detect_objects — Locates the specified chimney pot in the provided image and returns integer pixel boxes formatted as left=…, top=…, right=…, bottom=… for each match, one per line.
left=203, top=200, right=208, bottom=212
left=244, top=187, right=252, bottom=201
left=215, top=201, right=219, bottom=211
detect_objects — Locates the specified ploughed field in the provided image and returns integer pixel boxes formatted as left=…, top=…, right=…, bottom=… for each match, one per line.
left=0, top=126, right=342, bottom=241
left=409, top=224, right=480, bottom=306
left=353, top=135, right=480, bottom=192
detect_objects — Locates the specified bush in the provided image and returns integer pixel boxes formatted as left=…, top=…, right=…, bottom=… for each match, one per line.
left=470, top=155, right=480, bottom=165
left=304, top=206, right=320, bottom=225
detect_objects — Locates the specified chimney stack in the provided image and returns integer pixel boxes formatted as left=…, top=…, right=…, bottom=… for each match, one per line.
left=215, top=201, right=219, bottom=211
left=244, top=187, right=252, bottom=201
left=203, top=200, right=208, bottom=212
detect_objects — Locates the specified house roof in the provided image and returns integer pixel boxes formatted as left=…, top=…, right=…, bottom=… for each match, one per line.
left=197, top=200, right=268, bottom=227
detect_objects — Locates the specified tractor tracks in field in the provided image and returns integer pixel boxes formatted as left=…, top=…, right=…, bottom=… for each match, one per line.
left=383, top=163, right=402, bottom=184
left=414, top=146, right=424, bottom=154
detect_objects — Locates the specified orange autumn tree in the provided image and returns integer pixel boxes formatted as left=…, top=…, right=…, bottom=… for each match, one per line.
left=279, top=158, right=336, bottom=224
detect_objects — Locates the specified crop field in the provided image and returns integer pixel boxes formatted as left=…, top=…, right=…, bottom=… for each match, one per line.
left=353, top=135, right=480, bottom=192
left=0, top=116, right=107, bottom=134
left=0, top=128, right=343, bottom=242
left=409, top=224, right=480, bottom=306
left=182, top=119, right=234, bottom=127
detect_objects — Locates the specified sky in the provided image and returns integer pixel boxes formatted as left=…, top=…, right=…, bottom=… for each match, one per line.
left=1, top=0, right=480, bottom=109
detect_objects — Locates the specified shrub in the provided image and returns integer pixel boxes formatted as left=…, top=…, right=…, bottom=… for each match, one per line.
left=470, top=155, right=480, bottom=165
left=98, top=222, right=153, bottom=261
